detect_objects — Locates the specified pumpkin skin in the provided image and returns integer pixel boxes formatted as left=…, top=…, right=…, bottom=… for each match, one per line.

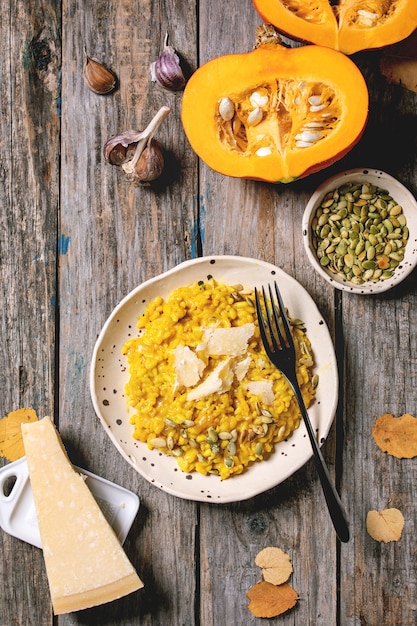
left=181, top=42, right=368, bottom=183
left=252, top=0, right=417, bottom=55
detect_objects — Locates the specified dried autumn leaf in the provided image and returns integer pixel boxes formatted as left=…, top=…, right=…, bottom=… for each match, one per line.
left=372, top=413, right=417, bottom=458
left=0, top=408, right=38, bottom=461
left=255, top=547, right=293, bottom=585
left=366, top=508, right=405, bottom=543
left=246, top=581, right=298, bottom=618
left=380, top=31, right=417, bottom=94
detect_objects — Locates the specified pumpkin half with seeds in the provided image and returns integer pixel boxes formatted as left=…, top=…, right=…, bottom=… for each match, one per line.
left=252, top=0, right=417, bottom=55
left=181, top=27, right=368, bottom=183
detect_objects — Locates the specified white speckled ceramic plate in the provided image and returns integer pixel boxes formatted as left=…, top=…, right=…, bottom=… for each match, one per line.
left=90, top=256, right=338, bottom=503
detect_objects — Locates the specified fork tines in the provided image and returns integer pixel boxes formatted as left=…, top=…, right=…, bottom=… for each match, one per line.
left=255, top=281, right=293, bottom=355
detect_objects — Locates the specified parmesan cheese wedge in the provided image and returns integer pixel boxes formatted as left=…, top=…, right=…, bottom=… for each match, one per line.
left=21, top=417, right=144, bottom=615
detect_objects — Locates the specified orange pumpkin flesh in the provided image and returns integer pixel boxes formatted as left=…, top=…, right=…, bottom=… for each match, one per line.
left=181, top=42, right=368, bottom=183
left=252, top=0, right=417, bottom=55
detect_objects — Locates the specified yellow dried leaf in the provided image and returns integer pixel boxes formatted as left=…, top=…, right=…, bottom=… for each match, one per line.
left=372, top=413, right=417, bottom=458
left=366, top=508, right=405, bottom=543
left=246, top=581, right=298, bottom=618
left=0, top=408, right=38, bottom=461
left=255, top=547, right=293, bottom=585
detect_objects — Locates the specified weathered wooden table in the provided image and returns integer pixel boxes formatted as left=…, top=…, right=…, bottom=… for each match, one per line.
left=1, top=2, right=417, bottom=625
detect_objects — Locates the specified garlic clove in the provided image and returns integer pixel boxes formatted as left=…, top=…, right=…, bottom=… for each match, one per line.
left=83, top=52, right=116, bottom=95
left=131, top=139, right=165, bottom=185
left=150, top=32, right=186, bottom=92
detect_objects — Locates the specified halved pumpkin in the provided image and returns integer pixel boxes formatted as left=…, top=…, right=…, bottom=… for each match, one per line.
left=252, top=0, right=417, bottom=55
left=181, top=31, right=368, bottom=183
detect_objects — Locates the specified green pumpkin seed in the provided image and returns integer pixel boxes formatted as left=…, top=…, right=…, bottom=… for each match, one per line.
left=344, top=253, right=354, bottom=268
left=390, top=205, right=403, bottom=216
left=382, top=269, right=394, bottom=279
left=219, top=431, right=233, bottom=440
left=227, top=441, right=236, bottom=456
left=363, top=268, right=374, bottom=280
left=255, top=443, right=263, bottom=457
left=389, top=251, right=404, bottom=261
left=207, top=427, right=218, bottom=443
left=150, top=437, right=167, bottom=448
left=362, top=260, right=376, bottom=270
left=367, top=246, right=376, bottom=260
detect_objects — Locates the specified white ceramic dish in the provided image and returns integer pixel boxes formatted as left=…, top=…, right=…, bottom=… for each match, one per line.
left=302, top=168, right=417, bottom=294
left=90, top=256, right=338, bottom=503
left=0, top=456, right=140, bottom=547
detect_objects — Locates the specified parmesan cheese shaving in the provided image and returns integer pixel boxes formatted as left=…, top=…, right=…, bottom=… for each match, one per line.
left=247, top=380, right=275, bottom=405
left=187, top=358, right=234, bottom=401
left=173, top=344, right=206, bottom=388
left=234, top=356, right=251, bottom=382
left=203, top=323, right=255, bottom=356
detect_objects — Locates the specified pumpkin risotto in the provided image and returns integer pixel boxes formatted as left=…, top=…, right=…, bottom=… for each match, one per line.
left=122, top=278, right=317, bottom=479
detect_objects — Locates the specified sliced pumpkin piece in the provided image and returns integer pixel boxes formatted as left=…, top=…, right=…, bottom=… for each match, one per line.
left=181, top=26, right=368, bottom=183
left=252, top=0, right=417, bottom=55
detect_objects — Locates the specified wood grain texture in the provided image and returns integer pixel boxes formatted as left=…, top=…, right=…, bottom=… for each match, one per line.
left=1, top=1, right=61, bottom=624
left=1, top=0, right=417, bottom=624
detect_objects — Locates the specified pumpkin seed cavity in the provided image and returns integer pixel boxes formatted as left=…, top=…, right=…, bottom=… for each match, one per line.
left=279, top=0, right=393, bottom=29
left=217, top=81, right=340, bottom=156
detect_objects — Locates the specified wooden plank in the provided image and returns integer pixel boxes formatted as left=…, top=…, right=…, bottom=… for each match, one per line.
left=197, top=3, right=339, bottom=625
left=338, top=53, right=417, bottom=626
left=0, top=1, right=60, bottom=424
left=0, top=2, right=61, bottom=625
left=57, top=1, right=199, bottom=624
left=342, top=290, right=417, bottom=626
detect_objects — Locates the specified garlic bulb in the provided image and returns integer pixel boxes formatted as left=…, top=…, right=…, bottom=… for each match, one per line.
left=83, top=52, right=116, bottom=95
left=132, top=139, right=164, bottom=185
left=150, top=32, right=186, bottom=92
left=104, top=106, right=171, bottom=186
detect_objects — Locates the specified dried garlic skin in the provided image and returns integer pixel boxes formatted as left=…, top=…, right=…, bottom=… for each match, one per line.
left=103, top=130, right=142, bottom=165
left=83, top=54, right=116, bottom=95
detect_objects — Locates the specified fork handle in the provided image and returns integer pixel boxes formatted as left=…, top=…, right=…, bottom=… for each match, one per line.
left=291, top=382, right=350, bottom=543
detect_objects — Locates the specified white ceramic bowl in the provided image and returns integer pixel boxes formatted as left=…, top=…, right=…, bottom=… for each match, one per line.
left=302, top=168, right=417, bottom=294
left=90, top=256, right=338, bottom=503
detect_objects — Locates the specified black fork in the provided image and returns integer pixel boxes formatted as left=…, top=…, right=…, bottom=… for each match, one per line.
left=255, top=281, right=350, bottom=543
